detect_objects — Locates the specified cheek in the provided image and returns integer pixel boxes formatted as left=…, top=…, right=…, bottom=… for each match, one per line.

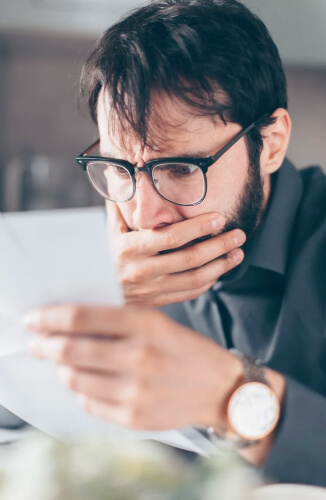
left=202, top=146, right=249, bottom=215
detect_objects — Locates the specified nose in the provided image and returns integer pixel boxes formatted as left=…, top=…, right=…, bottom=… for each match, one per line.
left=131, top=171, right=175, bottom=230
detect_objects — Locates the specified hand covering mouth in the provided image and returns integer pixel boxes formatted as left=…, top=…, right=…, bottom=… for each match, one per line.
left=158, top=233, right=214, bottom=254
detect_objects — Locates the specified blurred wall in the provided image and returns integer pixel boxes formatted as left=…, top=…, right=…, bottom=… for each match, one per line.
left=286, top=67, right=326, bottom=170
left=0, top=32, right=325, bottom=211
left=0, top=33, right=101, bottom=211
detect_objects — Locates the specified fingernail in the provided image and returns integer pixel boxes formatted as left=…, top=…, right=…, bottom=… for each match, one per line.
left=233, top=230, right=246, bottom=246
left=211, top=216, right=225, bottom=230
left=22, top=310, right=42, bottom=329
left=230, top=248, right=244, bottom=263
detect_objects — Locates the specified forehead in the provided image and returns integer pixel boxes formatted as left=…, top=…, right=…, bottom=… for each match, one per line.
left=96, top=87, right=226, bottom=156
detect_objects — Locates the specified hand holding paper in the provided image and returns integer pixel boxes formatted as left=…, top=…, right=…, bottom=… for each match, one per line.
left=24, top=303, right=234, bottom=434
left=0, top=208, right=217, bottom=455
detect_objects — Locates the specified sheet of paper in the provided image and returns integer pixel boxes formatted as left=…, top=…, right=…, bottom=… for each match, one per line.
left=0, top=214, right=37, bottom=354
left=0, top=208, right=215, bottom=455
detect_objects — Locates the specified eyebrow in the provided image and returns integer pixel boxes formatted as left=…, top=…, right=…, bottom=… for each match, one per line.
left=99, top=149, right=213, bottom=160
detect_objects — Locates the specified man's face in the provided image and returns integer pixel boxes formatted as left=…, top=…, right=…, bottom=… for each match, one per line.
left=98, top=89, right=266, bottom=238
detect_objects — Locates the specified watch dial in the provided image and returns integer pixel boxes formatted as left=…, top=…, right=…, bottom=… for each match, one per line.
left=228, top=382, right=280, bottom=440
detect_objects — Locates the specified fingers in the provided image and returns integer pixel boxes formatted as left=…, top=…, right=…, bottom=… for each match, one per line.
left=76, top=396, right=135, bottom=428
left=23, top=304, right=150, bottom=337
left=105, top=200, right=129, bottom=234
left=57, top=366, right=138, bottom=403
left=166, top=247, right=244, bottom=292
left=29, top=334, right=145, bottom=373
left=158, top=228, right=245, bottom=274
left=125, top=228, right=246, bottom=282
left=122, top=247, right=244, bottom=305
left=132, top=212, right=225, bottom=256
left=130, top=281, right=217, bottom=307
left=112, top=212, right=226, bottom=259
left=141, top=248, right=244, bottom=298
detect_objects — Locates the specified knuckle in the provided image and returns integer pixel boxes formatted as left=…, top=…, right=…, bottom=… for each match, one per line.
left=149, top=296, right=165, bottom=307
left=190, top=269, right=206, bottom=290
left=161, top=230, right=179, bottom=250
left=122, top=266, right=144, bottom=285
left=199, top=219, right=210, bottom=235
left=135, top=286, right=156, bottom=301
left=220, top=236, right=230, bottom=255
left=64, top=306, right=86, bottom=331
left=116, top=242, right=132, bottom=262
left=184, top=248, right=200, bottom=268
left=124, top=295, right=142, bottom=305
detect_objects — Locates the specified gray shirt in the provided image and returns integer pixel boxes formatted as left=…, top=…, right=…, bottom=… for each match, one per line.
left=162, top=158, right=326, bottom=486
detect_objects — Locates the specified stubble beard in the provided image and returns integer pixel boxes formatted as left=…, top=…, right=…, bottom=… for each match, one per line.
left=191, top=156, right=265, bottom=249
left=223, top=156, right=265, bottom=242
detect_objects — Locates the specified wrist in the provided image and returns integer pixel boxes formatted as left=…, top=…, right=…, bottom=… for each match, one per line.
left=205, top=349, right=244, bottom=433
left=205, top=348, right=286, bottom=465
left=239, top=367, right=286, bottom=465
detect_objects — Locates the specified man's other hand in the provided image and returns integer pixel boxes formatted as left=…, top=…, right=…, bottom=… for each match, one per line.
left=25, top=304, right=243, bottom=432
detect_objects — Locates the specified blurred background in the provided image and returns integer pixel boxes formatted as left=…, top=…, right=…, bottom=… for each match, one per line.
left=0, top=0, right=325, bottom=212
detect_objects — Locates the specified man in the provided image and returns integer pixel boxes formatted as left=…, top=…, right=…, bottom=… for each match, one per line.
left=23, top=0, right=326, bottom=486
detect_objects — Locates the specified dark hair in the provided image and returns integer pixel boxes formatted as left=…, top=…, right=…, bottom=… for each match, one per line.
left=80, top=0, right=288, bottom=164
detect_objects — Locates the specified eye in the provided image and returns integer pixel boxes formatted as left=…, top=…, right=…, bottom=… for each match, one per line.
left=175, top=165, right=197, bottom=175
left=155, top=164, right=198, bottom=176
left=113, top=165, right=129, bottom=176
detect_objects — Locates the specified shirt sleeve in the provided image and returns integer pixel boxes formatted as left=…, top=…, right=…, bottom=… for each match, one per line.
left=260, top=376, right=326, bottom=486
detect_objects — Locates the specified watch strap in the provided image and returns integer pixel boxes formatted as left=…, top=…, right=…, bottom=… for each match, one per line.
left=229, top=348, right=268, bottom=385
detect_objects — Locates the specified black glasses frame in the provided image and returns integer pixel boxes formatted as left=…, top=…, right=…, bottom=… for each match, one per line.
left=76, top=115, right=264, bottom=206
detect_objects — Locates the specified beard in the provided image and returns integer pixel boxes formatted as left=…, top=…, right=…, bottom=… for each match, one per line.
left=223, top=155, right=265, bottom=241
left=142, top=155, right=265, bottom=255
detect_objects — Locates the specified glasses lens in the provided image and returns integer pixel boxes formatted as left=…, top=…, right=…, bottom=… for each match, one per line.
left=152, top=163, right=205, bottom=205
left=87, top=162, right=134, bottom=202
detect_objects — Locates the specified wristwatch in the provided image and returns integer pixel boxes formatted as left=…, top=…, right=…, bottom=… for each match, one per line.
left=208, top=349, right=280, bottom=449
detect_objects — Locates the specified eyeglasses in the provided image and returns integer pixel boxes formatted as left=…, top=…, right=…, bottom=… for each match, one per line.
left=76, top=117, right=263, bottom=206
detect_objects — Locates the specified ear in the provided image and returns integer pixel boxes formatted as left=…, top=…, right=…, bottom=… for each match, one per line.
left=259, top=108, right=292, bottom=175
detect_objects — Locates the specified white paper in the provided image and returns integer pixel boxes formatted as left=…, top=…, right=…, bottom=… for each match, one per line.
left=0, top=208, right=215, bottom=455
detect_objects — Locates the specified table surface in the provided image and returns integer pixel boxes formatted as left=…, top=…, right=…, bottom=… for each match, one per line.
left=1, top=427, right=326, bottom=499
left=250, top=484, right=326, bottom=500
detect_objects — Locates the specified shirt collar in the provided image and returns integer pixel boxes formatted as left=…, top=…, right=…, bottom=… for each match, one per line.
left=248, top=157, right=303, bottom=275
left=213, top=157, right=303, bottom=288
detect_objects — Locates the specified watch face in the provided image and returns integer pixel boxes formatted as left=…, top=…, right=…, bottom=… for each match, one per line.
left=227, top=382, right=280, bottom=440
